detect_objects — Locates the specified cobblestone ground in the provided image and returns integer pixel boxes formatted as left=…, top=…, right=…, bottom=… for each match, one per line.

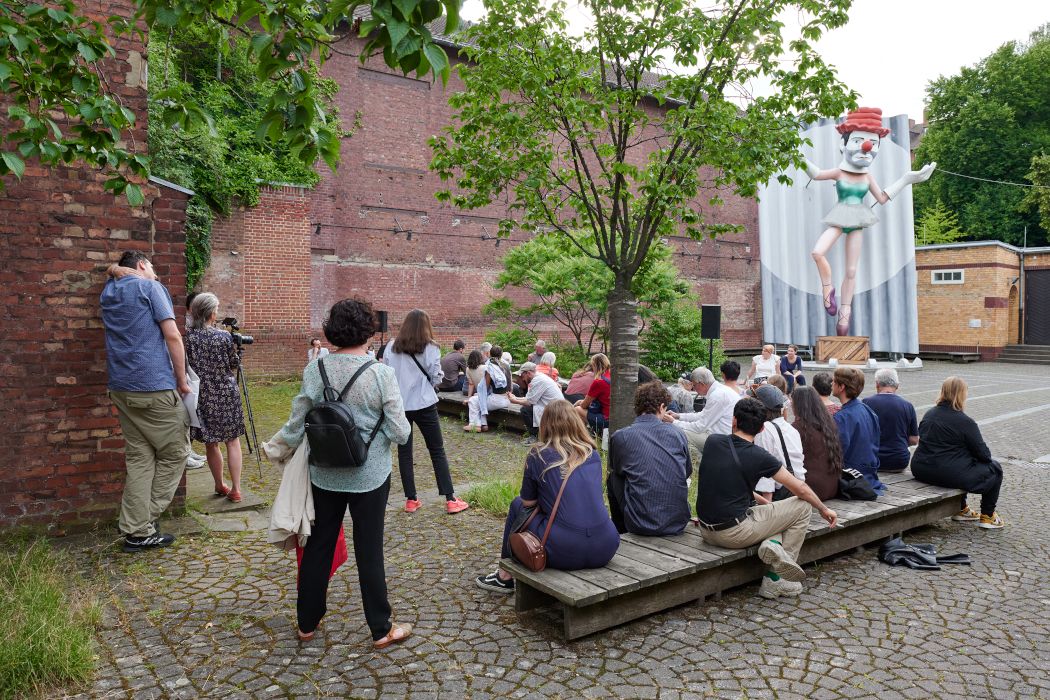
left=65, top=362, right=1050, bottom=699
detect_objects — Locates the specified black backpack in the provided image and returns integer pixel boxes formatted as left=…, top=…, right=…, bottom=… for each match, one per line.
left=304, top=359, right=385, bottom=469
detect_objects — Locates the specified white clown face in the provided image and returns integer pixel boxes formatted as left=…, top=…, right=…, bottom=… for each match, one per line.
left=840, top=130, right=881, bottom=172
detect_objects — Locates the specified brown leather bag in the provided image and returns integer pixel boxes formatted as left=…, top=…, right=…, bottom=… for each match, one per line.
left=509, top=468, right=573, bottom=572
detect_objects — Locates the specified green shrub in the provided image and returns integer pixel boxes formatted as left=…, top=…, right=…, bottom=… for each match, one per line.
left=548, top=339, right=591, bottom=376
left=641, top=298, right=726, bottom=381
left=0, top=537, right=100, bottom=699
left=484, top=325, right=534, bottom=364
left=464, top=479, right=519, bottom=517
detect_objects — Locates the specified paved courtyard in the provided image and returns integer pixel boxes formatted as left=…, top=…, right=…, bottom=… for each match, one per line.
left=65, top=361, right=1050, bottom=699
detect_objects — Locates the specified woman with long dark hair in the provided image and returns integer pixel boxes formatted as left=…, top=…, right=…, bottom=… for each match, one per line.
left=789, top=386, right=843, bottom=501
left=384, top=309, right=469, bottom=514
left=475, top=400, right=619, bottom=592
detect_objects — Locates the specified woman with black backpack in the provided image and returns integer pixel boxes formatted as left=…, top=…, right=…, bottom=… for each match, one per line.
left=384, top=309, right=470, bottom=515
left=273, top=298, right=413, bottom=649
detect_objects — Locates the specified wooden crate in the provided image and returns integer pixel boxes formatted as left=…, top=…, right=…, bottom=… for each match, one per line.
left=816, top=335, right=870, bottom=364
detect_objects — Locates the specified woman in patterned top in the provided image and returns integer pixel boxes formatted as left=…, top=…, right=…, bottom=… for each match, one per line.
left=186, top=293, right=245, bottom=502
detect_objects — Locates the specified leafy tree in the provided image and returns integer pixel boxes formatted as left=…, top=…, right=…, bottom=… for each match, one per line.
left=914, top=199, right=966, bottom=246
left=1024, top=154, right=1050, bottom=237
left=0, top=0, right=462, bottom=202
left=431, top=0, right=854, bottom=430
left=483, top=233, right=689, bottom=354
left=640, top=299, right=725, bottom=382
left=914, top=25, right=1050, bottom=246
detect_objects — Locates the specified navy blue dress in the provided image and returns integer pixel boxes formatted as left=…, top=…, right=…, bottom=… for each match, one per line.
left=501, top=447, right=619, bottom=570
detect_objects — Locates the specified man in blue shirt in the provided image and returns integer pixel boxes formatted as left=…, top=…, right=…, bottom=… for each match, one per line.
left=101, top=251, right=190, bottom=552
left=862, top=368, right=919, bottom=473
left=607, top=382, right=692, bottom=536
left=832, top=367, right=884, bottom=495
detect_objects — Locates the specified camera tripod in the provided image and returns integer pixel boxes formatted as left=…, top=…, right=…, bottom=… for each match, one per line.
left=234, top=345, right=263, bottom=478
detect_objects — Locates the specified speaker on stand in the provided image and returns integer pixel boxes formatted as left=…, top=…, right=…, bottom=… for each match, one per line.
left=700, top=304, right=721, bottom=372
left=376, top=310, right=389, bottom=352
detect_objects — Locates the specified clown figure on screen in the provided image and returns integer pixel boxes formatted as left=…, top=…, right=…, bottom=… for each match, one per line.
left=805, top=107, right=935, bottom=335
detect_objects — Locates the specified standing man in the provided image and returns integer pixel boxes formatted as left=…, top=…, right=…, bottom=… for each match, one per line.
left=608, top=383, right=692, bottom=536
left=507, top=362, right=563, bottom=445
left=101, top=251, right=190, bottom=552
left=437, top=339, right=468, bottom=393
left=832, top=367, right=883, bottom=494
left=527, top=339, right=547, bottom=364
left=862, top=368, right=919, bottom=473
left=662, top=367, right=741, bottom=454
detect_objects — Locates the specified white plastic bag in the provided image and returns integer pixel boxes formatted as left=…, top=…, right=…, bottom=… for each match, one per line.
left=182, top=363, right=202, bottom=428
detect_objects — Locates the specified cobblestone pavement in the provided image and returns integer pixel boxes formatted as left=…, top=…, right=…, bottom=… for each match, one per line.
left=65, top=362, right=1050, bottom=699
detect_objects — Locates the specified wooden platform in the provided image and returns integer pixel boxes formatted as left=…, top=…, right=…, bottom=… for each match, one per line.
left=435, top=391, right=527, bottom=433
left=816, top=335, right=870, bottom=364
left=502, top=471, right=962, bottom=640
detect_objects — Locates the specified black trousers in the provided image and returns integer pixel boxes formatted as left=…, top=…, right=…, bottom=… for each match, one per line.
left=397, top=403, right=454, bottom=499
left=297, top=478, right=391, bottom=641
left=520, top=404, right=538, bottom=436
left=606, top=472, right=628, bottom=534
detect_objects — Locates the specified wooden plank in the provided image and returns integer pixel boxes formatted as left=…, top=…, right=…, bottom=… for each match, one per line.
left=879, top=471, right=914, bottom=484
left=566, top=565, right=644, bottom=595
left=620, top=533, right=709, bottom=566
left=500, top=559, right=608, bottom=606
left=514, top=581, right=556, bottom=613
left=613, top=540, right=695, bottom=576
left=601, top=554, right=670, bottom=587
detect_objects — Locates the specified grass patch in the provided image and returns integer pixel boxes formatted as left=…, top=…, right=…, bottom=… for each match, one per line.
left=0, top=537, right=101, bottom=699
left=464, top=479, right=519, bottom=516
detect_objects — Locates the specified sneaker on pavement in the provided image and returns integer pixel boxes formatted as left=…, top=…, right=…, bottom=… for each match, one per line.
left=185, top=456, right=206, bottom=470
left=951, top=506, right=981, bottom=522
left=446, top=497, right=470, bottom=514
left=757, top=540, right=805, bottom=582
left=758, top=576, right=803, bottom=599
left=405, top=499, right=422, bottom=513
left=123, top=533, right=176, bottom=553
left=475, top=571, right=514, bottom=593
left=978, top=512, right=1005, bottom=529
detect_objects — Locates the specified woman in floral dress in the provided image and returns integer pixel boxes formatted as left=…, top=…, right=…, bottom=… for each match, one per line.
left=186, top=293, right=245, bottom=502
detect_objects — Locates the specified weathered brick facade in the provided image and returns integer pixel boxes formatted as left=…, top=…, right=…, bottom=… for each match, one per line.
left=0, top=2, right=190, bottom=531
left=206, top=41, right=763, bottom=378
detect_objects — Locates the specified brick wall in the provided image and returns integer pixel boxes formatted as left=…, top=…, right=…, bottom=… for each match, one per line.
left=0, top=2, right=190, bottom=532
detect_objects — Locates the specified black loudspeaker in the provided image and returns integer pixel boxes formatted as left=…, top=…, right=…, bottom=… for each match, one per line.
left=376, top=310, right=389, bottom=333
left=700, top=304, right=721, bottom=339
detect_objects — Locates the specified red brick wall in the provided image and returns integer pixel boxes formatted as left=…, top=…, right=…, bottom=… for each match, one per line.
left=0, top=2, right=190, bottom=532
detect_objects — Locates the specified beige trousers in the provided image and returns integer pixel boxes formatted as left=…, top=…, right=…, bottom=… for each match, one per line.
left=110, top=390, right=189, bottom=537
left=700, top=497, right=812, bottom=560
left=684, top=429, right=711, bottom=453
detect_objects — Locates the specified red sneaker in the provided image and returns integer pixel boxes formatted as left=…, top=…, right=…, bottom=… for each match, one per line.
left=405, top=499, right=422, bottom=513
left=446, top=497, right=470, bottom=514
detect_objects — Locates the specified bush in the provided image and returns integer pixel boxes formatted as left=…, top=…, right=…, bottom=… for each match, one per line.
left=0, top=537, right=100, bottom=699
left=464, top=479, right=519, bottom=517
left=549, top=340, right=591, bottom=376
left=641, top=298, right=725, bottom=381
left=484, top=325, right=534, bottom=364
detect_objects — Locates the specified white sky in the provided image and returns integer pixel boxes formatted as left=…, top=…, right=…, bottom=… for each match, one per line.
left=459, top=1, right=1048, bottom=122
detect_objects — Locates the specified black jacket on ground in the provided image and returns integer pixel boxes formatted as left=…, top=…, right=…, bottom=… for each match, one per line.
left=910, top=402, right=992, bottom=482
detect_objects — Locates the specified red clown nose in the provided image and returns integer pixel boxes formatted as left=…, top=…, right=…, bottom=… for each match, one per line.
left=861, top=140, right=874, bottom=153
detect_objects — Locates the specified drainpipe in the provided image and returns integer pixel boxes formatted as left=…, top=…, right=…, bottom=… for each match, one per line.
left=1019, top=242, right=1026, bottom=345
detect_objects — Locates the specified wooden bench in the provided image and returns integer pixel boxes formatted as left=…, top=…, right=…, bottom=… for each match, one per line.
left=435, top=391, right=527, bottom=433
left=501, top=471, right=963, bottom=640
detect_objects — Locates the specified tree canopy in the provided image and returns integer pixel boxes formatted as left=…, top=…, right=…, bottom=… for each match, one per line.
left=0, top=0, right=461, bottom=203
left=914, top=200, right=966, bottom=247
left=431, top=0, right=854, bottom=429
left=913, top=24, right=1050, bottom=246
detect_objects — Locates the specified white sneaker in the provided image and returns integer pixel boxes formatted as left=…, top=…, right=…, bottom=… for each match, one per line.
left=185, top=456, right=206, bottom=470
left=189, top=450, right=206, bottom=462
left=757, top=540, right=805, bottom=582
left=758, top=576, right=803, bottom=599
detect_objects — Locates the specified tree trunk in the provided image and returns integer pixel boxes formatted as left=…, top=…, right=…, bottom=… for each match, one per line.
left=607, top=275, right=640, bottom=435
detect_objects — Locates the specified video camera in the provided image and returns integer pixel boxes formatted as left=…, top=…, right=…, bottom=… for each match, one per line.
left=221, top=317, right=254, bottom=346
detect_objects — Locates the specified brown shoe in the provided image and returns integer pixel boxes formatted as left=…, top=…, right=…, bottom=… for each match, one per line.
left=373, top=622, right=412, bottom=649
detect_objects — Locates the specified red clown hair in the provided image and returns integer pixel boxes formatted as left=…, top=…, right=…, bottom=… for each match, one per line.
left=836, top=107, right=890, bottom=137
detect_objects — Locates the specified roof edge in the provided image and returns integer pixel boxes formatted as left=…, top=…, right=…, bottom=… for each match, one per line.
left=148, top=175, right=194, bottom=196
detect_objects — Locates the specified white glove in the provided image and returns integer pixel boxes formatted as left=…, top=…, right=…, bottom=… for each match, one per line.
left=885, top=161, right=936, bottom=200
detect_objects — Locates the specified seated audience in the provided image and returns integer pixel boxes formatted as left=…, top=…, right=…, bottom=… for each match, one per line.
left=764, top=373, right=792, bottom=421
left=910, top=377, right=1005, bottom=529
left=746, top=344, right=779, bottom=385
left=573, top=353, right=612, bottom=434
left=665, top=367, right=742, bottom=453
left=537, top=351, right=560, bottom=382
left=862, top=368, right=918, bottom=473
left=668, top=374, right=696, bottom=414
left=527, top=339, right=547, bottom=364
left=790, top=387, right=844, bottom=501
left=752, top=385, right=806, bottom=501
left=721, top=360, right=744, bottom=396
left=779, top=344, right=805, bottom=393
left=812, top=371, right=841, bottom=416
left=437, top=339, right=467, bottom=392
left=463, top=350, right=487, bottom=420
left=607, top=383, right=692, bottom=536
left=508, top=361, right=564, bottom=444
left=695, top=399, right=837, bottom=599
left=475, top=401, right=620, bottom=592
left=465, top=346, right=512, bottom=432
left=832, top=367, right=884, bottom=495
left=563, top=357, right=596, bottom=403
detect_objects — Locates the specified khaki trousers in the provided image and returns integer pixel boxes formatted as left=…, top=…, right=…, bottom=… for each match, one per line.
left=109, top=390, right=189, bottom=537
left=700, top=497, right=812, bottom=560
left=684, top=429, right=711, bottom=453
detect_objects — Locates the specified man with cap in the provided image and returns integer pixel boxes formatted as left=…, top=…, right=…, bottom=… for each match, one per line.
left=662, top=367, right=742, bottom=454
left=507, top=361, right=563, bottom=444
left=753, top=385, right=806, bottom=501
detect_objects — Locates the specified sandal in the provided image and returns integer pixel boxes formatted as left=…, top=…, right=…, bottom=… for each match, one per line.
left=227, top=490, right=242, bottom=503
left=373, top=622, right=413, bottom=649
left=214, top=484, right=231, bottom=498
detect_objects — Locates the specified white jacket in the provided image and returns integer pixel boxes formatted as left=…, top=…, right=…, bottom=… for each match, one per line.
left=265, top=437, right=313, bottom=551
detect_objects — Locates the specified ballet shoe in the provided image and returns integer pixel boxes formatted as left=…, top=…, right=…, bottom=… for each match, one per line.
left=822, top=285, right=838, bottom=317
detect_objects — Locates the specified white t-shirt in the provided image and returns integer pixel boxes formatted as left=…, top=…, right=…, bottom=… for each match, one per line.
left=752, top=354, right=778, bottom=379
left=754, top=416, right=806, bottom=493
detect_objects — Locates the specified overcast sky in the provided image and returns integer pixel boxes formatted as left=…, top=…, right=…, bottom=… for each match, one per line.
left=460, top=1, right=1048, bottom=122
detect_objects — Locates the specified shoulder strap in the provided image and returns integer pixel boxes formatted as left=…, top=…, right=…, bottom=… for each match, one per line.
left=338, top=359, right=379, bottom=401
left=409, top=353, right=431, bottom=382
left=318, top=359, right=339, bottom=402
left=771, top=422, right=795, bottom=475
left=540, top=466, right=575, bottom=547
left=726, top=434, right=743, bottom=470
left=331, top=359, right=387, bottom=446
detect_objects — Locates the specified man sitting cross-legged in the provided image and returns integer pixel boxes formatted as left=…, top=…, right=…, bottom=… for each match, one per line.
left=663, top=367, right=741, bottom=454
left=607, top=382, right=692, bottom=536
left=695, top=398, right=838, bottom=599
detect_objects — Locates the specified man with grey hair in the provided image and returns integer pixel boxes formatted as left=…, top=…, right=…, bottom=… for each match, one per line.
left=662, top=366, right=742, bottom=452
left=527, top=339, right=547, bottom=364
left=862, top=368, right=918, bottom=473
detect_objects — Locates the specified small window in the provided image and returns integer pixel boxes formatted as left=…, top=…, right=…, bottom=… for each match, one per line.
left=931, top=269, right=964, bottom=285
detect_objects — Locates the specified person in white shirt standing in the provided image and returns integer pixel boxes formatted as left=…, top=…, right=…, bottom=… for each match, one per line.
left=752, top=385, right=806, bottom=502
left=507, top=362, right=563, bottom=445
left=662, top=367, right=742, bottom=453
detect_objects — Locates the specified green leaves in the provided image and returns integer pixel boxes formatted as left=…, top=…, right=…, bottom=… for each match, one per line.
left=1, top=152, right=25, bottom=179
